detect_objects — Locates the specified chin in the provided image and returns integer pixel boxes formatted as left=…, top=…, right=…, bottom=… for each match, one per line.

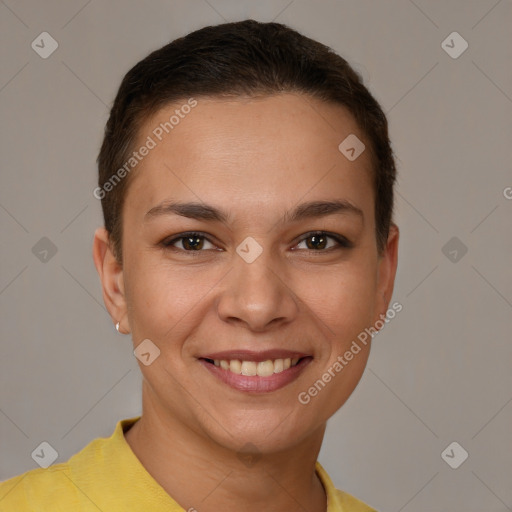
left=204, top=406, right=319, bottom=455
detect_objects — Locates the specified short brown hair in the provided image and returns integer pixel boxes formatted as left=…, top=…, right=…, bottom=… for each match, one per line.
left=97, top=19, right=396, bottom=262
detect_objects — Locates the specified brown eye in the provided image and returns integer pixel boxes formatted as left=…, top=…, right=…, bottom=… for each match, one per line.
left=162, top=232, right=216, bottom=251
left=295, top=231, right=352, bottom=251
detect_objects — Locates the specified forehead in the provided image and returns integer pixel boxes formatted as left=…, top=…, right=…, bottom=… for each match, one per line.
left=125, top=94, right=374, bottom=226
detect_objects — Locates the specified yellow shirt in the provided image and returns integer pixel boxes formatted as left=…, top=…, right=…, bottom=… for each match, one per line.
left=0, top=416, right=376, bottom=511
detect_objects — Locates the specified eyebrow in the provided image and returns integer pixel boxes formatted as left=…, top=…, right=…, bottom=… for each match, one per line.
left=144, top=199, right=364, bottom=225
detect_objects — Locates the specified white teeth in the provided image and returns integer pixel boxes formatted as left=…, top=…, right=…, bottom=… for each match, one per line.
left=211, top=357, right=301, bottom=375
left=273, top=359, right=284, bottom=373
left=241, top=361, right=257, bottom=376
left=257, top=360, right=274, bottom=377
left=230, top=360, right=241, bottom=373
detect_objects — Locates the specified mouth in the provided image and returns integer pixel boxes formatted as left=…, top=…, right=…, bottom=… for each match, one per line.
left=203, top=356, right=303, bottom=375
left=199, top=350, right=313, bottom=393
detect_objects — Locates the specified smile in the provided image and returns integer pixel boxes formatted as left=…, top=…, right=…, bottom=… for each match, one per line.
left=205, top=357, right=301, bottom=376
left=199, top=351, right=313, bottom=393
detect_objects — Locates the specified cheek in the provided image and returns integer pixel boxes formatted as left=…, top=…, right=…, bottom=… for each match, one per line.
left=124, top=257, right=223, bottom=340
left=295, top=261, right=378, bottom=345
left=296, top=267, right=376, bottom=413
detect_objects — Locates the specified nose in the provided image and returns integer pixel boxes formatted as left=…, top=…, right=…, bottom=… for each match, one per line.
left=216, top=247, right=299, bottom=332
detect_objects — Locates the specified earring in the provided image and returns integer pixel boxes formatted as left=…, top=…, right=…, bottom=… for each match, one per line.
left=115, top=320, right=129, bottom=335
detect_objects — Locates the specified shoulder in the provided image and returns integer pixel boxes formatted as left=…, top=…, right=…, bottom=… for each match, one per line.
left=0, top=462, right=78, bottom=510
left=315, top=462, right=377, bottom=512
left=332, top=488, right=378, bottom=511
left=0, top=416, right=141, bottom=511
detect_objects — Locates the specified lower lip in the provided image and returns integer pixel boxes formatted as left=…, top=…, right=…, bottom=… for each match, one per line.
left=200, top=358, right=312, bottom=393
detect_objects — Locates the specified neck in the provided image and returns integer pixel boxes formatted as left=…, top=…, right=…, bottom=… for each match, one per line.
left=124, top=387, right=328, bottom=512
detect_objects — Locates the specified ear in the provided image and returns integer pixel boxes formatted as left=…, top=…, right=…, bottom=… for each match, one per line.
left=373, top=223, right=399, bottom=324
left=92, top=227, right=130, bottom=334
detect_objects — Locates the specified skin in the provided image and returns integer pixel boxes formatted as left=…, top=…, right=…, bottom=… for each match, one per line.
left=93, top=93, right=399, bottom=512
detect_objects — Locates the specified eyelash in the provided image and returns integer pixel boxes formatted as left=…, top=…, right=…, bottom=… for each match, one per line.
left=161, top=231, right=353, bottom=254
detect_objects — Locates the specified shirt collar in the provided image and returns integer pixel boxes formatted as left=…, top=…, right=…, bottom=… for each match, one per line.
left=69, top=416, right=346, bottom=511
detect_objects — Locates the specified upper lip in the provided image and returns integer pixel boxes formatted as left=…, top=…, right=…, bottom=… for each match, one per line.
left=199, top=349, right=311, bottom=362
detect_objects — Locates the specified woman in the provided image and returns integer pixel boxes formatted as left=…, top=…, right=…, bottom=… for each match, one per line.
left=0, top=19, right=398, bottom=511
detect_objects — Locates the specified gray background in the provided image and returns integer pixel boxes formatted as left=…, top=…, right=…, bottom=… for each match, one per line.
left=1, top=1, right=511, bottom=511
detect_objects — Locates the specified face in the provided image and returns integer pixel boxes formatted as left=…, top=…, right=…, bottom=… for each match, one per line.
left=95, top=93, right=398, bottom=454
